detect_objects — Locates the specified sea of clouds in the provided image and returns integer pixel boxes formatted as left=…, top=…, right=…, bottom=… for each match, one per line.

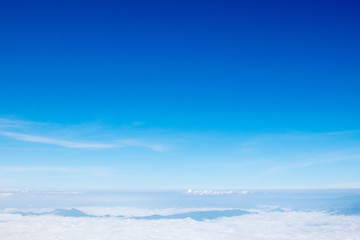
left=1, top=189, right=360, bottom=239
left=1, top=208, right=360, bottom=240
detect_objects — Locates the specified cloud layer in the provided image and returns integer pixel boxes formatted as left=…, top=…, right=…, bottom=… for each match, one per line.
left=0, top=210, right=359, bottom=240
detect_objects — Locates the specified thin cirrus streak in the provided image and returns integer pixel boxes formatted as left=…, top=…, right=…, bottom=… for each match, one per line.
left=238, top=130, right=360, bottom=147
left=252, top=152, right=360, bottom=180
left=0, top=131, right=166, bottom=152
left=0, top=131, right=115, bottom=149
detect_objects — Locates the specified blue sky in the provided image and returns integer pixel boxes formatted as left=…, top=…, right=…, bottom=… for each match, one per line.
left=0, top=0, right=360, bottom=189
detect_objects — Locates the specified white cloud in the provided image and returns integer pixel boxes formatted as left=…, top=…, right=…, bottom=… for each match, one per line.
left=185, top=189, right=248, bottom=195
left=0, top=211, right=359, bottom=240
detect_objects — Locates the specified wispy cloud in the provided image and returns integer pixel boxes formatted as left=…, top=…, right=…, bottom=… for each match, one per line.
left=236, top=130, right=360, bottom=156
left=117, top=139, right=168, bottom=152
left=0, top=117, right=47, bottom=129
left=271, top=153, right=360, bottom=173
left=0, top=117, right=169, bottom=152
left=239, top=130, right=360, bottom=145
left=255, top=152, right=360, bottom=179
left=0, top=131, right=116, bottom=149
left=0, top=131, right=167, bottom=152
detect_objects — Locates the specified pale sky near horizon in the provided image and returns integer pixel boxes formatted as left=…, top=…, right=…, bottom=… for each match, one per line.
left=1, top=117, right=360, bottom=189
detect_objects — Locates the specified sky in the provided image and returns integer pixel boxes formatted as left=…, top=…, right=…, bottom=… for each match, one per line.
left=0, top=0, right=360, bottom=190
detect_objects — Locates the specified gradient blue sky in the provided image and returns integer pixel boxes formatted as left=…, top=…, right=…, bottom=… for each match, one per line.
left=0, top=0, right=360, bottom=189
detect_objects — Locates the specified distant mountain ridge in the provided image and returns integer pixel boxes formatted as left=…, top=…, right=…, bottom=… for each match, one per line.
left=14, top=205, right=360, bottom=221
left=14, top=208, right=97, bottom=218
left=13, top=208, right=253, bottom=221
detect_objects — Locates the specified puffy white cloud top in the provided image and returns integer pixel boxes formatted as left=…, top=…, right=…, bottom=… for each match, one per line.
left=185, top=189, right=248, bottom=195
left=1, top=210, right=360, bottom=240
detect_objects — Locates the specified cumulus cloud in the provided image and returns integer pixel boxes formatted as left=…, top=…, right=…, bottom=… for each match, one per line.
left=0, top=210, right=359, bottom=240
